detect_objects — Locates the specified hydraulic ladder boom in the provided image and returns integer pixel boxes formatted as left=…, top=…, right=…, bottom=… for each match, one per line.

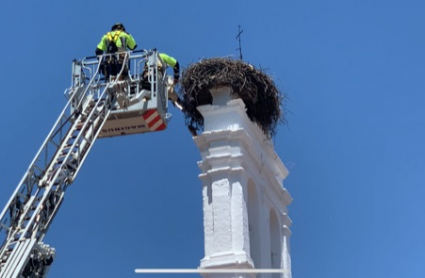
left=0, top=49, right=169, bottom=277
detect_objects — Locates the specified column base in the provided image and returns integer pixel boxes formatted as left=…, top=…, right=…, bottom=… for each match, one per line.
left=200, top=250, right=254, bottom=269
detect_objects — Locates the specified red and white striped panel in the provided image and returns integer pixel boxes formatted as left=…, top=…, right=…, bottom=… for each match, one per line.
left=142, top=109, right=166, bottom=131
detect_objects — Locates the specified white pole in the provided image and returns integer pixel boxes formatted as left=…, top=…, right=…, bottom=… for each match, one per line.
left=135, top=269, right=289, bottom=274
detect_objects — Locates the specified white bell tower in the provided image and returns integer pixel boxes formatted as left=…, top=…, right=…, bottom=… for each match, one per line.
left=194, top=87, right=293, bottom=278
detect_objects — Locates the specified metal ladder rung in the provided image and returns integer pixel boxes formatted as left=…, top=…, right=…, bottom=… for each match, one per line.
left=7, top=239, right=18, bottom=246
left=62, top=144, right=74, bottom=150
left=57, top=153, right=68, bottom=160
left=53, top=180, right=61, bottom=186
left=60, top=151, right=70, bottom=158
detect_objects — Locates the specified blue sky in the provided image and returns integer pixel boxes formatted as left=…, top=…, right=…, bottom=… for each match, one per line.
left=1, top=0, right=425, bottom=277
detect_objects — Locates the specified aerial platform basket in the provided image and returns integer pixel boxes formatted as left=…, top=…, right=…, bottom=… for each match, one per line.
left=68, top=49, right=170, bottom=139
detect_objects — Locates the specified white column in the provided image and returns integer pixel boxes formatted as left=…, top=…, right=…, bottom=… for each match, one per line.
left=194, top=87, right=292, bottom=278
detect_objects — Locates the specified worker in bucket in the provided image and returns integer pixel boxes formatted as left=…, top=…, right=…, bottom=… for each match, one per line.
left=141, top=52, right=183, bottom=109
left=95, top=23, right=137, bottom=79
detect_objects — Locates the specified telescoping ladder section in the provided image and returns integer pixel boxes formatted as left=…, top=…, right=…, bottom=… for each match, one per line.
left=0, top=86, right=111, bottom=277
left=0, top=52, right=131, bottom=277
left=0, top=49, right=167, bottom=278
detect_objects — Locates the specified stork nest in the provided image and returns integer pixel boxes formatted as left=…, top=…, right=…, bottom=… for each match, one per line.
left=178, top=58, right=286, bottom=138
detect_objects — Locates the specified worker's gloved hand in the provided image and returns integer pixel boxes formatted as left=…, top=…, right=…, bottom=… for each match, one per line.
left=95, top=48, right=103, bottom=56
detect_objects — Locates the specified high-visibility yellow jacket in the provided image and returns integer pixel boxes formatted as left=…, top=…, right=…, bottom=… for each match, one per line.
left=158, top=53, right=180, bottom=82
left=143, top=53, right=180, bottom=82
left=96, top=30, right=137, bottom=54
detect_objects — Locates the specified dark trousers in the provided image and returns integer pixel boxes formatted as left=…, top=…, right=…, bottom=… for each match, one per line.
left=101, top=55, right=128, bottom=80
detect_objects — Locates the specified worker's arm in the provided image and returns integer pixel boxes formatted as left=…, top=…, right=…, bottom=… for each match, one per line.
left=95, top=35, right=107, bottom=55
left=159, top=53, right=180, bottom=83
left=125, top=33, right=137, bottom=50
